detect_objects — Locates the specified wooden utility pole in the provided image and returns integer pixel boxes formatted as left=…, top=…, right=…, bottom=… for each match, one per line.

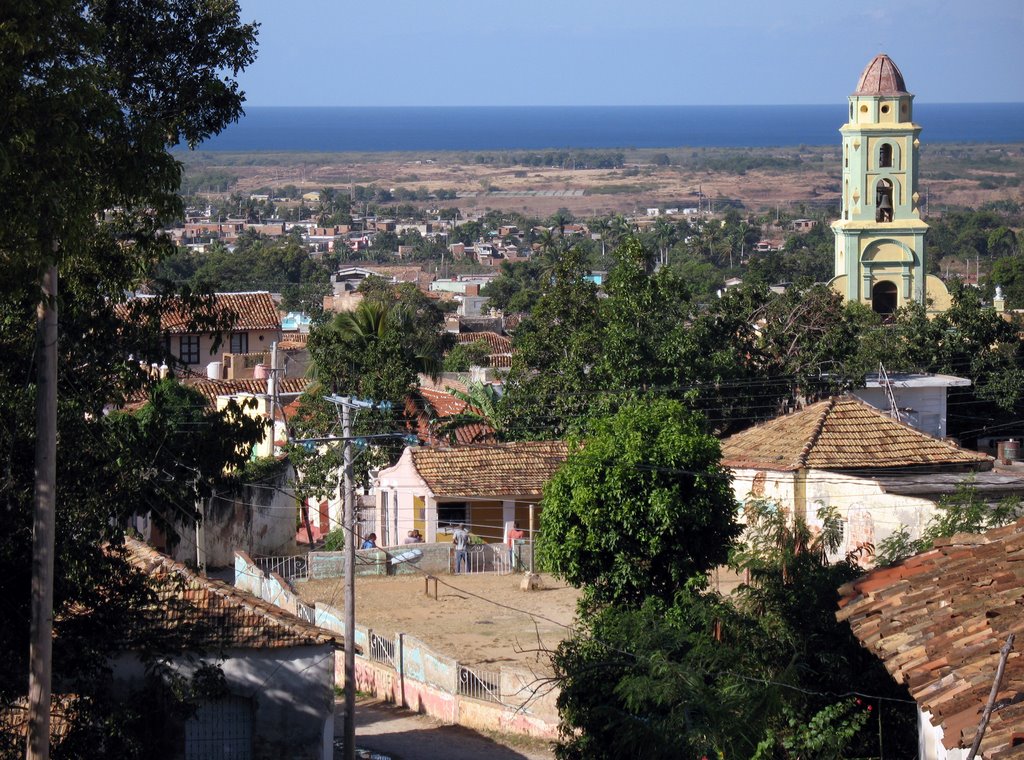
left=341, top=399, right=356, bottom=760
left=27, top=263, right=58, bottom=760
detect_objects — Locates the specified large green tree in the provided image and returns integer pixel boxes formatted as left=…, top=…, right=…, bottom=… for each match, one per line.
left=0, top=0, right=258, bottom=753
left=539, top=398, right=739, bottom=608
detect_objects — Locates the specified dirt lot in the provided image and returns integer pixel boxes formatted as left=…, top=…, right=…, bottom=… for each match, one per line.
left=297, top=572, right=581, bottom=674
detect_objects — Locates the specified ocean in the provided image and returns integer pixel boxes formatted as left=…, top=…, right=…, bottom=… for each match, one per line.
left=195, top=103, right=1024, bottom=153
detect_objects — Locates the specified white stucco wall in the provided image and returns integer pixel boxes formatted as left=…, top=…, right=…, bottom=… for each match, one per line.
left=110, top=645, right=335, bottom=760
left=919, top=708, right=967, bottom=760
left=729, top=467, right=941, bottom=560
left=376, top=448, right=433, bottom=545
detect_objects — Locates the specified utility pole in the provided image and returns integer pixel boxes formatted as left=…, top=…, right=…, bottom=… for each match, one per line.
left=341, top=399, right=356, bottom=760
left=27, top=262, right=57, bottom=760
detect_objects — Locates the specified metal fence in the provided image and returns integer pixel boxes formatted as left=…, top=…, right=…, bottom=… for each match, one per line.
left=296, top=601, right=315, bottom=624
left=450, top=542, right=534, bottom=575
left=254, top=554, right=308, bottom=582
left=458, top=665, right=502, bottom=704
left=368, top=632, right=396, bottom=669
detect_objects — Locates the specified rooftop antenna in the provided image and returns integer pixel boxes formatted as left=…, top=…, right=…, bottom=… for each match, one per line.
left=878, top=362, right=901, bottom=422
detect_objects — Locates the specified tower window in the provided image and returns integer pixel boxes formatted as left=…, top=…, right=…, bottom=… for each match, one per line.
left=875, top=179, right=894, bottom=222
left=881, top=104, right=890, bottom=114
left=879, top=143, right=893, bottom=168
left=872, top=281, right=898, bottom=316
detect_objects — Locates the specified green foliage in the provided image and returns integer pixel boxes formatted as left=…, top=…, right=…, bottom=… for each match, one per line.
left=442, top=338, right=491, bottom=372
left=539, top=398, right=739, bottom=608
left=431, top=383, right=504, bottom=444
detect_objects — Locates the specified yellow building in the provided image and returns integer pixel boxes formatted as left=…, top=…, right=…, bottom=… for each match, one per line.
left=830, top=54, right=951, bottom=315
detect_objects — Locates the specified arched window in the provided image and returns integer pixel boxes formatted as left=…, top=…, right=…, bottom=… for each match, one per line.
left=879, top=143, right=893, bottom=168
left=875, top=179, right=894, bottom=222
left=872, top=281, right=898, bottom=316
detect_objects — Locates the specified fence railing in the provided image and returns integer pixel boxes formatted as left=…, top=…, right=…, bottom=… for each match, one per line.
left=458, top=665, right=502, bottom=704
left=368, top=631, right=396, bottom=669
left=254, top=554, right=308, bottom=582
left=450, top=542, right=534, bottom=575
left=296, top=600, right=315, bottom=624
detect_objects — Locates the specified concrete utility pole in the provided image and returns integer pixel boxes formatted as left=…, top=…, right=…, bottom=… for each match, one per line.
left=341, top=399, right=356, bottom=760
left=27, top=262, right=58, bottom=760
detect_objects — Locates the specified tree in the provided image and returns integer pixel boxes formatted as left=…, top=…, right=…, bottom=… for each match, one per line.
left=0, top=0, right=258, bottom=753
left=539, top=398, right=739, bottom=609
left=432, top=382, right=505, bottom=444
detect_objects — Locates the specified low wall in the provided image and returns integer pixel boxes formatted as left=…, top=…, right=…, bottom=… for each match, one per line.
left=234, top=551, right=301, bottom=616
left=315, top=602, right=559, bottom=740
left=309, top=542, right=453, bottom=579
left=234, top=550, right=560, bottom=741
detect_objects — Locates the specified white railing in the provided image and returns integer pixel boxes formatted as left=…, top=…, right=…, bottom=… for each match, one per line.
left=458, top=665, right=502, bottom=704
left=254, top=554, right=308, bottom=582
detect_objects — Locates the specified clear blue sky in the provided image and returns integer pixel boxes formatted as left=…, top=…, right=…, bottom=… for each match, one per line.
left=235, top=0, right=1023, bottom=106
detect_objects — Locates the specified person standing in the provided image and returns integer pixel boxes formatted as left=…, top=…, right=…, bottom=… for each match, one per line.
left=507, top=521, right=525, bottom=569
left=452, top=523, right=470, bottom=574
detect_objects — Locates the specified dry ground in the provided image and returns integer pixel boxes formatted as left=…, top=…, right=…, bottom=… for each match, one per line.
left=183, top=146, right=1023, bottom=218
left=297, top=572, right=581, bottom=674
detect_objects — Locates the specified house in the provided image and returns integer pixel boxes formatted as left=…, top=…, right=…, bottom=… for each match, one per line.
left=373, top=441, right=568, bottom=547
left=837, top=519, right=1024, bottom=759
left=137, top=291, right=282, bottom=379
left=720, top=396, right=993, bottom=559
left=853, top=372, right=971, bottom=440
left=454, top=331, right=513, bottom=368
left=113, top=538, right=339, bottom=760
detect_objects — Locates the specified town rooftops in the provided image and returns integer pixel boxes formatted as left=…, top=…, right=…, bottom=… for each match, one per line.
left=405, top=387, right=496, bottom=447
left=122, top=538, right=336, bottom=650
left=837, top=519, right=1024, bottom=759
left=720, top=396, right=991, bottom=472
left=408, top=440, right=568, bottom=498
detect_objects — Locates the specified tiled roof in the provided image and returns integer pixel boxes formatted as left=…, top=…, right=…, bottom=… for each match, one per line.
left=720, top=396, right=991, bottom=472
left=407, top=387, right=495, bottom=446
left=410, top=440, right=568, bottom=498
left=183, top=376, right=310, bottom=406
left=122, top=538, right=336, bottom=650
left=837, top=519, right=1024, bottom=759
left=157, top=291, right=281, bottom=333
left=456, top=331, right=512, bottom=354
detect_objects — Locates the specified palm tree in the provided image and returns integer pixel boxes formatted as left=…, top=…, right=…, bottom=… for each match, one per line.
left=652, top=216, right=678, bottom=268
left=431, top=382, right=504, bottom=444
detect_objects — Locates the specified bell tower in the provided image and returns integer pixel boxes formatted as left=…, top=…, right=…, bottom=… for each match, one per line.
left=830, top=54, right=950, bottom=315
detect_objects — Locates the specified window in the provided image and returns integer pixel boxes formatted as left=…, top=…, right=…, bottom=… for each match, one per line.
left=437, top=501, right=468, bottom=528
left=875, top=179, right=894, bottom=222
left=879, top=143, right=893, bottom=168
left=179, top=335, right=200, bottom=364
left=230, top=332, right=248, bottom=354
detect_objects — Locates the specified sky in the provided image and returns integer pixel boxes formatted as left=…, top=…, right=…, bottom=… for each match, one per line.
left=235, top=0, right=1024, bottom=107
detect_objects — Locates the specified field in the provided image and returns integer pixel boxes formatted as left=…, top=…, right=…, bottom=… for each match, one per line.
left=296, top=572, right=581, bottom=674
left=179, top=143, right=1024, bottom=218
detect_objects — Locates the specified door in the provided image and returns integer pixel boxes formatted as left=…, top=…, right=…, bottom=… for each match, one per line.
left=184, top=695, right=253, bottom=760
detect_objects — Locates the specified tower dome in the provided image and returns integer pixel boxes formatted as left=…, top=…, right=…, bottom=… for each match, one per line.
left=853, top=54, right=909, bottom=96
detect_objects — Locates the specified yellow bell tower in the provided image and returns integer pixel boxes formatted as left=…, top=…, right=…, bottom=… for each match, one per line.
left=830, top=54, right=950, bottom=315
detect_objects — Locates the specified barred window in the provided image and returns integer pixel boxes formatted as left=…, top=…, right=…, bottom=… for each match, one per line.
left=180, top=335, right=200, bottom=364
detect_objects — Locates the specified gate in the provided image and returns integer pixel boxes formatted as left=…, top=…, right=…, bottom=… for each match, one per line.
left=184, top=695, right=253, bottom=759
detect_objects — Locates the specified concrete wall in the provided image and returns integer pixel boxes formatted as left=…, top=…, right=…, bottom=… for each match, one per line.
left=110, top=645, right=335, bottom=760
left=315, top=602, right=559, bottom=740
left=854, top=385, right=949, bottom=439
left=235, top=552, right=301, bottom=616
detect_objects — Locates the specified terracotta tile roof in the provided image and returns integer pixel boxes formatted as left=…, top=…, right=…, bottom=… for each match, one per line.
left=456, top=331, right=512, bottom=354
left=720, top=396, right=991, bottom=472
left=122, top=538, right=336, bottom=650
left=837, top=519, right=1024, bottom=759
left=410, top=440, right=568, bottom=498
left=183, top=376, right=310, bottom=406
left=153, top=291, right=281, bottom=333
left=406, top=387, right=495, bottom=446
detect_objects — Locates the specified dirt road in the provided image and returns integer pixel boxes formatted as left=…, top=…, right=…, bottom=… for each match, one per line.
left=339, top=697, right=555, bottom=760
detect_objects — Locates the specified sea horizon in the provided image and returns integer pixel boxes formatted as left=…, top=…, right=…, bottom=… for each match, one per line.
left=195, top=103, right=1024, bottom=153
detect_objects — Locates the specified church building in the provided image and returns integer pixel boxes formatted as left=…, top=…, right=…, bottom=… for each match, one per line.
left=830, top=54, right=951, bottom=315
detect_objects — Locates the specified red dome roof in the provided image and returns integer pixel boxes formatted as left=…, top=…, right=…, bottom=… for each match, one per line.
left=853, top=54, right=909, bottom=96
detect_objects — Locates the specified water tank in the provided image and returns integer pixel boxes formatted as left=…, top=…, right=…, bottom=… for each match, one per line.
left=253, top=363, right=269, bottom=380
left=1005, top=439, right=1020, bottom=462
left=206, top=361, right=222, bottom=380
